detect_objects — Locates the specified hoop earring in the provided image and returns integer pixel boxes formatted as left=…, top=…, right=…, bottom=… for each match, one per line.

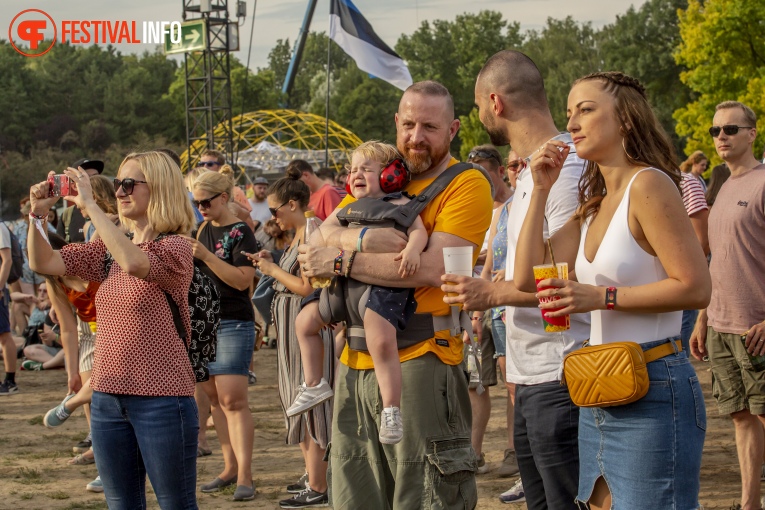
left=622, top=137, right=639, bottom=164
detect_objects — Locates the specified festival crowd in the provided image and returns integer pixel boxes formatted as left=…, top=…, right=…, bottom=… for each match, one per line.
left=1, top=50, right=764, bottom=510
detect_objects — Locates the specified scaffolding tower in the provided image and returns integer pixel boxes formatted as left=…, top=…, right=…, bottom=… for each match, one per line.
left=182, top=0, right=234, bottom=170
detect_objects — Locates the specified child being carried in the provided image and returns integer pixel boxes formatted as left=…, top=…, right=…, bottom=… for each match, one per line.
left=286, top=141, right=428, bottom=445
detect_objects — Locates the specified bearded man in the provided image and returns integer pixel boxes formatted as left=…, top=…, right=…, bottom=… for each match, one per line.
left=297, top=80, right=492, bottom=510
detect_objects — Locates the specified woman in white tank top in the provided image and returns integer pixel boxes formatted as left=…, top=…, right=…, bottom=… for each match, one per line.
left=513, top=72, right=711, bottom=510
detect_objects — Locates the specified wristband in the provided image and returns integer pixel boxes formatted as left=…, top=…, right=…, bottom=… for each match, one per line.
left=344, top=250, right=357, bottom=278
left=605, top=287, right=617, bottom=310
left=333, top=250, right=345, bottom=276
left=29, top=211, right=47, bottom=220
left=357, top=227, right=368, bottom=252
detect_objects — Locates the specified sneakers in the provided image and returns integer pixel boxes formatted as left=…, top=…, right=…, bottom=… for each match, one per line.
left=73, top=433, right=92, bottom=454
left=0, top=380, right=19, bottom=395
left=86, top=476, right=103, bottom=493
left=200, top=476, right=237, bottom=493
left=496, top=448, right=520, bottom=477
left=44, top=394, right=76, bottom=428
left=21, top=360, right=43, bottom=371
left=499, top=478, right=525, bottom=504
left=476, top=452, right=491, bottom=474
left=379, top=406, right=403, bottom=445
left=287, top=472, right=309, bottom=494
left=248, top=371, right=258, bottom=385
left=286, top=379, right=333, bottom=417
left=279, top=487, right=329, bottom=508
left=233, top=484, right=255, bottom=501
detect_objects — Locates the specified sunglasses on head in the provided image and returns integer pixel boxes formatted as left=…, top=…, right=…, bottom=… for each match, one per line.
left=198, top=161, right=220, bottom=168
left=708, top=125, right=754, bottom=138
left=467, top=150, right=501, bottom=165
left=269, top=202, right=288, bottom=217
left=192, top=192, right=223, bottom=209
left=113, top=178, right=148, bottom=195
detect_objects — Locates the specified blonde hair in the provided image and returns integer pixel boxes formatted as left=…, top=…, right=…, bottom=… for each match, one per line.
left=193, top=170, right=234, bottom=203
left=679, top=150, right=708, bottom=174
left=716, top=100, right=757, bottom=128
left=89, top=174, right=118, bottom=214
left=351, top=141, right=402, bottom=168
left=117, top=151, right=196, bottom=235
left=185, top=167, right=209, bottom=192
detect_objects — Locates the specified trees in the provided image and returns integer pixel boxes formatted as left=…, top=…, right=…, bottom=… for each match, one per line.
left=674, top=0, right=765, bottom=160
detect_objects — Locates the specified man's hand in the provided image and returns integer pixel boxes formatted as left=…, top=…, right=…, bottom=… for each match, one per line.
left=441, top=274, right=497, bottom=312
left=360, top=229, right=407, bottom=253
left=297, top=244, right=337, bottom=278
left=744, top=321, right=765, bottom=357
left=689, top=313, right=708, bottom=361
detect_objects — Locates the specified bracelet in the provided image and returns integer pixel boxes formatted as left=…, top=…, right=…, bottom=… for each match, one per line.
left=357, top=227, right=368, bottom=252
left=333, top=250, right=345, bottom=276
left=29, top=211, right=47, bottom=220
left=605, top=287, right=617, bottom=310
left=344, top=250, right=357, bottom=278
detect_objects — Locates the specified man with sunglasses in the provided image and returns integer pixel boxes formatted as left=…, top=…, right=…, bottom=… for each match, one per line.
left=691, top=100, right=765, bottom=510
left=57, top=158, right=104, bottom=243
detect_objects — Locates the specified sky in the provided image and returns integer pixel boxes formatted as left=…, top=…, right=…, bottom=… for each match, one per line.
left=4, top=0, right=648, bottom=69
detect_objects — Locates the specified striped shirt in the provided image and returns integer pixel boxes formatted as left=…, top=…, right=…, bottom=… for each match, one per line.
left=681, top=173, right=709, bottom=216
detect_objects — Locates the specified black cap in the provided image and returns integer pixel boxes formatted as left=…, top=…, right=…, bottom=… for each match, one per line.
left=73, top=158, right=104, bottom=174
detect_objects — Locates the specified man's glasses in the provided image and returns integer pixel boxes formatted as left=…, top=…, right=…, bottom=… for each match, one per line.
left=709, top=125, right=754, bottom=138
left=192, top=192, right=223, bottom=209
left=467, top=150, right=501, bottom=165
left=269, top=202, right=288, bottom=217
left=113, top=178, right=148, bottom=195
left=198, top=161, right=220, bottom=168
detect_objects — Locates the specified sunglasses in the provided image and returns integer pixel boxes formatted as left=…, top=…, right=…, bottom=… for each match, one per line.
left=198, top=161, right=220, bottom=168
left=192, top=192, right=223, bottom=209
left=467, top=150, right=501, bottom=165
left=269, top=202, right=288, bottom=217
left=708, top=125, right=754, bottom=138
left=113, top=178, right=148, bottom=195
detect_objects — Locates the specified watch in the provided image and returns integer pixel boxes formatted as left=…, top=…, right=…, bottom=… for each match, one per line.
left=605, top=287, right=617, bottom=310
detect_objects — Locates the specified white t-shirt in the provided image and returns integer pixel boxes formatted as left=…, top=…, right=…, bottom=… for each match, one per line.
left=248, top=199, right=272, bottom=226
left=504, top=134, right=591, bottom=385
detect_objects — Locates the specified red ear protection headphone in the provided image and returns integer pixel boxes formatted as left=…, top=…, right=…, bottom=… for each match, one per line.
left=345, top=158, right=411, bottom=197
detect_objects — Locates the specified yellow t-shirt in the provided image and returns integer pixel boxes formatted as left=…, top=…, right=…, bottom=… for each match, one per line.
left=338, top=158, right=493, bottom=369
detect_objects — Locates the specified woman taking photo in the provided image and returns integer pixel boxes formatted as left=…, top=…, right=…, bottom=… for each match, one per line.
left=513, top=72, right=711, bottom=510
left=28, top=151, right=199, bottom=509
left=190, top=171, right=259, bottom=501
left=246, top=168, right=333, bottom=508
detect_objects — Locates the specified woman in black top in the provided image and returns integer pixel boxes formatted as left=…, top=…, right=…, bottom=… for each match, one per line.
left=188, top=171, right=259, bottom=501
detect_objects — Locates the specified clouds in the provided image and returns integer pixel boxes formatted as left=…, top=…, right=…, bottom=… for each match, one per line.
left=3, top=0, right=647, bottom=69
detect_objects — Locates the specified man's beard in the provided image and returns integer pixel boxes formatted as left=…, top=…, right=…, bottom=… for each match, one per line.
left=401, top=142, right=450, bottom=175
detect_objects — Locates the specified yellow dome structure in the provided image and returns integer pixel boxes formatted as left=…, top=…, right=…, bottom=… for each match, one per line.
left=180, top=109, right=363, bottom=176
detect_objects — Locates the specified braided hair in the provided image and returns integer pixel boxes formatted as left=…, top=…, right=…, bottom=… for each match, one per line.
left=573, top=72, right=681, bottom=223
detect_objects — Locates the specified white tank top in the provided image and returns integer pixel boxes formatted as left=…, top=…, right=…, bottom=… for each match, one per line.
left=575, top=168, right=682, bottom=345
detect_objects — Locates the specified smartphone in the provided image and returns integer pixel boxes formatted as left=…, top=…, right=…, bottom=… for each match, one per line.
left=48, top=174, right=78, bottom=197
left=741, top=334, right=765, bottom=371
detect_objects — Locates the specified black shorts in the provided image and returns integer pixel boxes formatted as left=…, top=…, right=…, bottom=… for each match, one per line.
left=365, top=285, right=417, bottom=332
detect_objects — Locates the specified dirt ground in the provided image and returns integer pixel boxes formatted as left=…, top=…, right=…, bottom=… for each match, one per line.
left=0, top=351, right=750, bottom=509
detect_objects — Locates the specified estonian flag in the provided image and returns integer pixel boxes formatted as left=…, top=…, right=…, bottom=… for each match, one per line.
left=329, top=0, right=413, bottom=91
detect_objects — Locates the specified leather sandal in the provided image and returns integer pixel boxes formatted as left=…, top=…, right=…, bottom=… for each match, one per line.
left=68, top=453, right=95, bottom=465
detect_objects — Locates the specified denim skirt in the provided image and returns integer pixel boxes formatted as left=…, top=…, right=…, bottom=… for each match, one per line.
left=576, top=338, right=706, bottom=510
left=207, top=320, right=255, bottom=376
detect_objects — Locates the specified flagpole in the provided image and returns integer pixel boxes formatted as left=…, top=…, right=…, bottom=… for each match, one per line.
left=324, top=34, right=331, bottom=168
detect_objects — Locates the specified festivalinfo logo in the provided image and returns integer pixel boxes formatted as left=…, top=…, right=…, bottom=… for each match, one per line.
left=9, top=9, right=185, bottom=57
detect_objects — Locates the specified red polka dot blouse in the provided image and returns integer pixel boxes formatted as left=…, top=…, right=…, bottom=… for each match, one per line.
left=60, top=235, right=195, bottom=396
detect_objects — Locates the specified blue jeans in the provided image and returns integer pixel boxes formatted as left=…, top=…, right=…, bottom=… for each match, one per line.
left=490, top=317, right=506, bottom=357
left=91, top=391, right=199, bottom=509
left=576, top=339, right=705, bottom=509
left=680, top=309, right=698, bottom=355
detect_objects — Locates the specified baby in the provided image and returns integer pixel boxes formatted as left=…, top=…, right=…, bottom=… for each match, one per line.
left=287, top=141, right=427, bottom=445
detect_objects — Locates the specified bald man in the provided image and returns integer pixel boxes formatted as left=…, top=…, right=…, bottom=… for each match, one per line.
left=445, top=51, right=590, bottom=509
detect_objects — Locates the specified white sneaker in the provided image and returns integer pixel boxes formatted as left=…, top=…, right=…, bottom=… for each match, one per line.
left=286, top=379, right=333, bottom=417
left=499, top=478, right=525, bottom=504
left=86, top=476, right=104, bottom=493
left=379, top=406, right=403, bottom=444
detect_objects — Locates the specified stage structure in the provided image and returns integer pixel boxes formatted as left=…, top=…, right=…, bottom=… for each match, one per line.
left=180, top=109, right=363, bottom=179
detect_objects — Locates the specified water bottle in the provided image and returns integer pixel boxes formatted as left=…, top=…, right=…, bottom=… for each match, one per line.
left=305, top=211, right=331, bottom=289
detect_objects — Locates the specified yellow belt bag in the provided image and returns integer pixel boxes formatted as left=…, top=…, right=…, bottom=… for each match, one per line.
left=562, top=340, right=682, bottom=408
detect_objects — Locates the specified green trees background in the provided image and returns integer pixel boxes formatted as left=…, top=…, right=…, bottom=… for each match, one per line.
left=0, top=0, right=762, bottom=218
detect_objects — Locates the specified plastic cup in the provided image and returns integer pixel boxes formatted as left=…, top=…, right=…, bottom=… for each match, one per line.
left=443, top=246, right=473, bottom=299
left=533, top=262, right=570, bottom=332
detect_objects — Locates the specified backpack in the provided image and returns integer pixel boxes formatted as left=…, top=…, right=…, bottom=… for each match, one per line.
left=3, top=222, right=25, bottom=285
left=105, top=232, right=221, bottom=382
